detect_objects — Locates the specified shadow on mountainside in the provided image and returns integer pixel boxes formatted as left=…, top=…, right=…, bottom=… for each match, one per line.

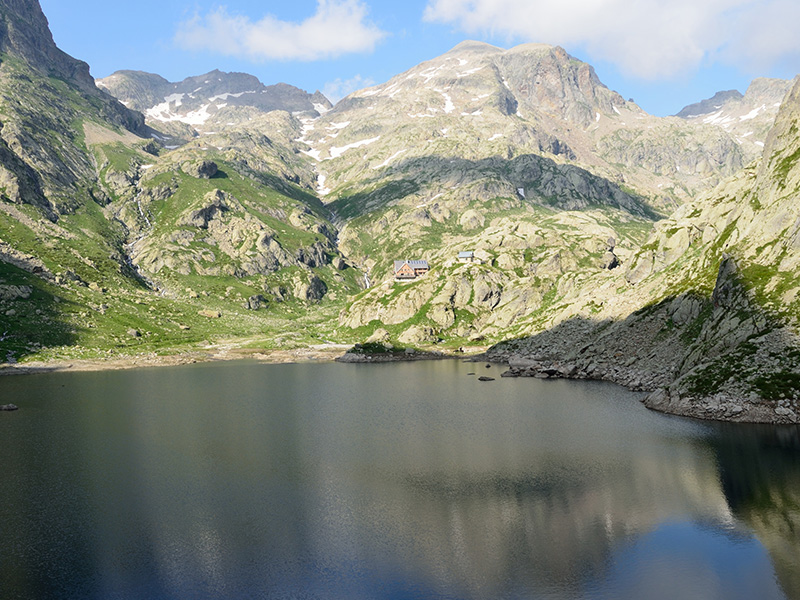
left=0, top=262, right=78, bottom=363
left=328, top=152, right=663, bottom=222
left=489, top=270, right=800, bottom=414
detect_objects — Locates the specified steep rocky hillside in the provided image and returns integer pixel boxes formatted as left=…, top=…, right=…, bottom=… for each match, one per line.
left=0, top=0, right=359, bottom=364
left=488, top=77, right=800, bottom=424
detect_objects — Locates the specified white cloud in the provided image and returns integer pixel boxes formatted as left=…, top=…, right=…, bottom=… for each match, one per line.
left=175, top=0, right=386, bottom=61
left=323, top=75, right=376, bottom=102
left=423, top=0, right=800, bottom=79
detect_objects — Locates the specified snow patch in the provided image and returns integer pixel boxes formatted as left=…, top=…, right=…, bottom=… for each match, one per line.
left=596, top=112, right=601, bottom=122
left=612, top=106, right=621, bottom=115
left=419, top=65, right=445, bottom=83
left=441, top=92, right=455, bottom=114
left=488, top=133, right=504, bottom=141
left=739, top=104, right=765, bottom=121
left=327, top=121, right=351, bottom=130
left=372, top=149, right=407, bottom=170
left=208, top=90, right=255, bottom=102
left=301, top=148, right=322, bottom=161
left=755, top=141, right=765, bottom=147
left=456, top=66, right=484, bottom=78
left=146, top=93, right=187, bottom=121
left=313, top=103, right=330, bottom=114
left=327, top=136, right=381, bottom=159
left=317, top=174, right=331, bottom=196
left=702, top=110, right=735, bottom=127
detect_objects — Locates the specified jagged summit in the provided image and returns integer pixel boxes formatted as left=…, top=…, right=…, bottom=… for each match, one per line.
left=675, top=90, right=744, bottom=118
left=98, top=69, right=332, bottom=131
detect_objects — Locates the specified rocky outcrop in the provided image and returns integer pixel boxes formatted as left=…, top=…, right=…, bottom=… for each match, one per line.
left=181, top=160, right=218, bottom=179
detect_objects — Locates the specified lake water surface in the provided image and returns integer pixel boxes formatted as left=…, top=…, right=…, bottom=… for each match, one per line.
left=1, top=359, right=799, bottom=599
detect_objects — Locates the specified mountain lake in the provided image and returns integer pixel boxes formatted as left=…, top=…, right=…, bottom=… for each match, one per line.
left=1, top=359, right=798, bottom=599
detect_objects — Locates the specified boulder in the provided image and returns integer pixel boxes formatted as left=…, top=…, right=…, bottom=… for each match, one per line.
left=398, top=325, right=438, bottom=345
left=0, top=285, right=32, bottom=300
left=180, top=190, right=228, bottom=229
left=293, top=274, right=327, bottom=302
left=182, top=160, right=218, bottom=179
left=601, top=250, right=619, bottom=270
left=0, top=404, right=19, bottom=411
left=367, top=328, right=391, bottom=344
left=244, top=295, right=267, bottom=310
left=198, top=309, right=222, bottom=318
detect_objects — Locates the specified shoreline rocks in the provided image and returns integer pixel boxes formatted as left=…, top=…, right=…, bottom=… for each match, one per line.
left=493, top=352, right=798, bottom=424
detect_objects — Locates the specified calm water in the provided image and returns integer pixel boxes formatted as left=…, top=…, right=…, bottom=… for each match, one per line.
left=1, top=359, right=799, bottom=600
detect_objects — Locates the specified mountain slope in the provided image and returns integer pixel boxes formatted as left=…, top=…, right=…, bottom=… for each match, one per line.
left=488, top=77, right=800, bottom=424
left=302, top=41, right=764, bottom=216
left=0, top=0, right=359, bottom=364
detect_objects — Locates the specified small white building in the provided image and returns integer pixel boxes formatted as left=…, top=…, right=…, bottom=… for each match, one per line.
left=457, top=251, right=475, bottom=263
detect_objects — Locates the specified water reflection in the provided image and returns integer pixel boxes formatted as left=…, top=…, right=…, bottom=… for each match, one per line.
left=0, top=361, right=796, bottom=599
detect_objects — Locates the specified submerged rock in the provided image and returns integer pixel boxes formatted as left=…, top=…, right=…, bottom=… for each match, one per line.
left=1, top=404, right=19, bottom=411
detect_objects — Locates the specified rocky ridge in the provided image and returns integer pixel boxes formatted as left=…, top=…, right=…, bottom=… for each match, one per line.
left=97, top=69, right=332, bottom=133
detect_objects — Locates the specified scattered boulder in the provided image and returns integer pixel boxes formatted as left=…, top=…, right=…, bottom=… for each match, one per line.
left=0, top=285, right=32, bottom=300
left=0, top=404, right=19, bottom=411
left=601, top=250, right=619, bottom=270
left=182, top=160, right=218, bottom=179
left=243, top=295, right=267, bottom=310
left=398, top=325, right=438, bottom=345
left=293, top=274, right=327, bottom=302
left=367, top=328, right=391, bottom=344
left=127, top=328, right=141, bottom=338
left=198, top=309, right=222, bottom=318
left=332, top=257, right=346, bottom=270
left=459, top=209, right=485, bottom=231
left=478, top=376, right=495, bottom=381
left=180, top=190, right=228, bottom=229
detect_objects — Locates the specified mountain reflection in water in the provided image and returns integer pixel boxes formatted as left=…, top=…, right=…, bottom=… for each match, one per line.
left=0, top=360, right=796, bottom=599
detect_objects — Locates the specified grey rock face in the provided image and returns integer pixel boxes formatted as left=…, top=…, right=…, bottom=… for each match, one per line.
left=675, top=90, right=744, bottom=118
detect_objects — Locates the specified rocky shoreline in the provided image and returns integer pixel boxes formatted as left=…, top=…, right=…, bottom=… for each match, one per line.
left=3, top=342, right=797, bottom=425
left=494, top=354, right=799, bottom=425
left=335, top=348, right=464, bottom=363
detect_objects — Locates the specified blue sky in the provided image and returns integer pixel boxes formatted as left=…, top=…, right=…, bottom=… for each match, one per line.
left=39, top=0, right=800, bottom=116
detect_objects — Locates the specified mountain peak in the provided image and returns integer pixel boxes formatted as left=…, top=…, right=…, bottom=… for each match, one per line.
left=447, top=40, right=503, bottom=55
left=0, top=0, right=95, bottom=90
left=675, top=90, right=744, bottom=118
